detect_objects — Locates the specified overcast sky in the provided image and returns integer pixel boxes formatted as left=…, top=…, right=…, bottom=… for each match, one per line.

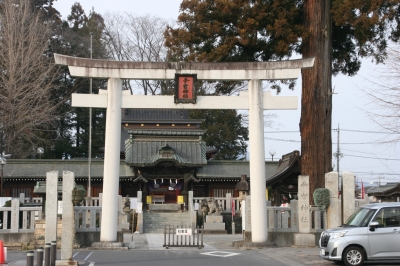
left=53, top=0, right=399, bottom=186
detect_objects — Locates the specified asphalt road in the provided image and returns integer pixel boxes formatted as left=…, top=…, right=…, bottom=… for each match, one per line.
left=4, top=249, right=400, bottom=266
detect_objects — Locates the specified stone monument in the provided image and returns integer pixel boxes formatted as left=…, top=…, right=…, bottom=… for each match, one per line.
left=202, top=198, right=226, bottom=231
left=294, top=175, right=315, bottom=246
left=325, top=172, right=340, bottom=228
left=56, top=171, right=78, bottom=266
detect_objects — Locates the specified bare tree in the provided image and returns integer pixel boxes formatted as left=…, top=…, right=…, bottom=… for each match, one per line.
left=103, top=13, right=171, bottom=95
left=363, top=45, right=400, bottom=146
left=0, top=0, right=60, bottom=158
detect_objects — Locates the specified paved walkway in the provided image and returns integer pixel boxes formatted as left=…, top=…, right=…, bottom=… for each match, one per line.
left=125, top=233, right=243, bottom=250
left=4, top=234, right=330, bottom=266
left=124, top=233, right=330, bottom=265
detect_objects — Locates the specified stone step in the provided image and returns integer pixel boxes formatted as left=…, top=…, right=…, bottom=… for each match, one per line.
left=144, top=228, right=165, bottom=233
left=142, top=212, right=191, bottom=233
left=143, top=218, right=190, bottom=222
left=145, top=223, right=190, bottom=228
left=143, top=213, right=190, bottom=217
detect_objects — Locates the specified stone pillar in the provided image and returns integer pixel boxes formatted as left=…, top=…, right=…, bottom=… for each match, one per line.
left=248, top=79, right=267, bottom=243
left=342, top=172, right=355, bottom=222
left=325, top=172, right=340, bottom=228
left=10, top=199, right=20, bottom=233
left=226, top=193, right=232, bottom=212
left=244, top=195, right=252, bottom=232
left=298, top=175, right=310, bottom=233
left=295, top=175, right=315, bottom=246
left=188, top=191, right=196, bottom=229
left=99, top=193, right=103, bottom=206
left=57, top=171, right=77, bottom=266
left=100, top=78, right=122, bottom=242
left=136, top=191, right=143, bottom=233
left=45, top=171, right=58, bottom=244
left=19, top=193, right=25, bottom=204
left=291, top=200, right=299, bottom=232
left=117, top=195, right=122, bottom=231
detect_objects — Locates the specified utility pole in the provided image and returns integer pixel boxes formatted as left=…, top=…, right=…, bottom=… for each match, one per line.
left=333, top=124, right=344, bottom=224
left=87, top=33, right=93, bottom=201
left=378, top=175, right=384, bottom=187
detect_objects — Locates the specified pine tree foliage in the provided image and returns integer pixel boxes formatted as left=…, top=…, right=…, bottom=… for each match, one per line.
left=165, top=0, right=400, bottom=201
left=189, top=109, right=248, bottom=160
left=51, top=3, right=108, bottom=159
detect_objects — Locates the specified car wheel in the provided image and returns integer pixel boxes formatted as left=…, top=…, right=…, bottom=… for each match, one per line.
left=343, top=246, right=365, bottom=266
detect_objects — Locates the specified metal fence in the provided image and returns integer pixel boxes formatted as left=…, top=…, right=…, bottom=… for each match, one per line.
left=163, top=225, right=204, bottom=249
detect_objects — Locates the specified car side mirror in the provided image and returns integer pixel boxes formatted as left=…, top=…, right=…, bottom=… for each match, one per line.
left=369, top=221, right=379, bottom=231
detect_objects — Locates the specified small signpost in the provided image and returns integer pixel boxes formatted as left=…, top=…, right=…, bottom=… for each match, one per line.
left=176, top=228, right=192, bottom=236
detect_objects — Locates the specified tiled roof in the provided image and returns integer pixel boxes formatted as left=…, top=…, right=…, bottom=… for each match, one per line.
left=196, top=160, right=278, bottom=179
left=122, top=109, right=189, bottom=121
left=125, top=129, right=204, bottom=136
left=367, top=183, right=400, bottom=196
left=125, top=139, right=207, bottom=166
left=143, top=145, right=191, bottom=165
left=265, top=150, right=300, bottom=185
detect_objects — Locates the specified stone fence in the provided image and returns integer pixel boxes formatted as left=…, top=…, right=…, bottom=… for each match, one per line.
left=266, top=202, right=327, bottom=233
left=193, top=195, right=241, bottom=212
left=0, top=199, right=42, bottom=233
left=1, top=191, right=367, bottom=235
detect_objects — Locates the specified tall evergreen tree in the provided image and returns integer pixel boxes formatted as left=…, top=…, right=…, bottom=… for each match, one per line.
left=165, top=0, right=400, bottom=203
left=46, top=3, right=108, bottom=159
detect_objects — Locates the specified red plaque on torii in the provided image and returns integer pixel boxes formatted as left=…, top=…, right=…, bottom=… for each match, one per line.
left=175, top=74, right=197, bottom=104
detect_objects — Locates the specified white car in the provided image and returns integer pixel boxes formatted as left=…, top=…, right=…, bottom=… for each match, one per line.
left=319, top=202, right=400, bottom=266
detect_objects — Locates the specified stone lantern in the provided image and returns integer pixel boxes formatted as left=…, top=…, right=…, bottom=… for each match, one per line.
left=235, top=174, right=249, bottom=200
left=235, top=174, right=249, bottom=216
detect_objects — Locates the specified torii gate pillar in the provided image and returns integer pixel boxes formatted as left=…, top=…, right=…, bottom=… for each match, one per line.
left=248, top=80, right=268, bottom=242
left=101, top=78, right=122, bottom=241
left=54, top=54, right=314, bottom=245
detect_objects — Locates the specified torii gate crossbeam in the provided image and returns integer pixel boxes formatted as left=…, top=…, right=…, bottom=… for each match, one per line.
left=54, top=54, right=314, bottom=245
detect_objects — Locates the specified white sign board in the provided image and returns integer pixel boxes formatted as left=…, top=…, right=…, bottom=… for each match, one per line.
left=136, top=202, right=143, bottom=213
left=194, top=202, right=199, bottom=211
left=58, top=201, right=63, bottom=215
left=130, top=198, right=137, bottom=210
left=176, top=228, right=192, bottom=236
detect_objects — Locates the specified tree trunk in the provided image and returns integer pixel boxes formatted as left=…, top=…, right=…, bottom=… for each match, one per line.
left=301, top=0, right=333, bottom=205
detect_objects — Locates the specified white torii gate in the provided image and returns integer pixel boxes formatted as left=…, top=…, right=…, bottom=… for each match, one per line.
left=54, top=54, right=314, bottom=244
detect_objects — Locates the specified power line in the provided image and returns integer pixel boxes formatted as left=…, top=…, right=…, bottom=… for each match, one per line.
left=264, top=137, right=384, bottom=145
left=347, top=172, right=399, bottom=176
left=345, top=154, right=399, bottom=161
left=264, top=131, right=299, bottom=133
left=340, top=129, right=398, bottom=134
left=341, top=148, right=397, bottom=157
left=264, top=129, right=397, bottom=134
left=264, top=137, right=301, bottom=143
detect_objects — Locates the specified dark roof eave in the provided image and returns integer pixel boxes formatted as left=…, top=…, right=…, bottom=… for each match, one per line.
left=265, top=151, right=300, bottom=186
left=127, top=162, right=205, bottom=168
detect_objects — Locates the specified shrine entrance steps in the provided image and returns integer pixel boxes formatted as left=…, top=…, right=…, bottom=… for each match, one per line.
left=143, top=212, right=191, bottom=233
